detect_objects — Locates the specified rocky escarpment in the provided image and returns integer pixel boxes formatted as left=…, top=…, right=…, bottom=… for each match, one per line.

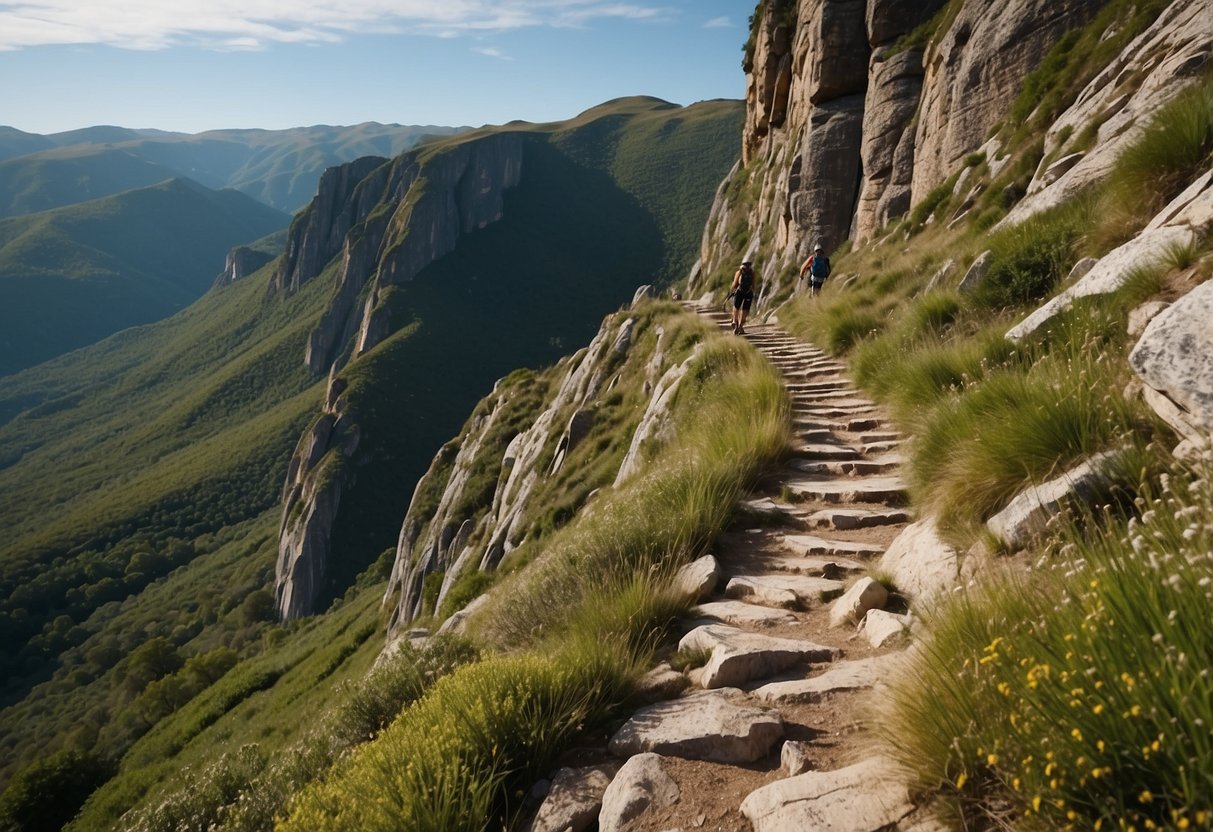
left=692, top=0, right=1103, bottom=303
left=272, top=133, right=523, bottom=618
left=214, top=245, right=274, bottom=287
left=275, top=373, right=360, bottom=619
left=383, top=300, right=705, bottom=639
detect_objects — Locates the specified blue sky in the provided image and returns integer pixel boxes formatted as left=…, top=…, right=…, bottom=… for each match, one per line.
left=0, top=1, right=752, bottom=135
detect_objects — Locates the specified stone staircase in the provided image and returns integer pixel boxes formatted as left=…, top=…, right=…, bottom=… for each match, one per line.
left=527, top=310, right=946, bottom=832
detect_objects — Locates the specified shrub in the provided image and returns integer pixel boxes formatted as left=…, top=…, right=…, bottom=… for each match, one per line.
left=972, top=197, right=1091, bottom=310
left=0, top=750, right=115, bottom=832
left=882, top=459, right=1213, bottom=829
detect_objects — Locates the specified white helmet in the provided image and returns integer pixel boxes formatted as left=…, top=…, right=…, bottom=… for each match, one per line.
left=814, top=243, right=823, bottom=252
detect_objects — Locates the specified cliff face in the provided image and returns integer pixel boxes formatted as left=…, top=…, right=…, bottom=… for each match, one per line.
left=272, top=134, right=524, bottom=619
left=382, top=301, right=706, bottom=638
left=695, top=0, right=1103, bottom=303
left=272, top=100, right=744, bottom=620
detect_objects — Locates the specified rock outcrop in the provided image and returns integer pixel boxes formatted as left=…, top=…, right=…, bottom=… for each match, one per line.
left=214, top=245, right=274, bottom=287
left=692, top=0, right=1098, bottom=306
left=1130, top=279, right=1213, bottom=441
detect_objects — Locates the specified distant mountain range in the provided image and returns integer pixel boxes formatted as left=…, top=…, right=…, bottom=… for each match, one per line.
left=0, top=122, right=465, bottom=215
left=0, top=177, right=289, bottom=375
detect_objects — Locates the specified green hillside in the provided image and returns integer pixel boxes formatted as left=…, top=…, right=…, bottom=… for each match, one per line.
left=0, top=178, right=289, bottom=376
left=0, top=97, right=743, bottom=822
left=0, top=148, right=183, bottom=216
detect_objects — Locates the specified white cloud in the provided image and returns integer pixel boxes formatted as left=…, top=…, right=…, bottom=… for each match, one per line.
left=0, top=0, right=676, bottom=50
left=473, top=45, right=512, bottom=60
left=703, top=16, right=731, bottom=28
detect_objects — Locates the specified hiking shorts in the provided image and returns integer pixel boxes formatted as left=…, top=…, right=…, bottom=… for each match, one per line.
left=733, top=291, right=753, bottom=311
left=809, top=280, right=824, bottom=292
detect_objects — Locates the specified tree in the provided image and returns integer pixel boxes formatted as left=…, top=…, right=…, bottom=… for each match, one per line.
left=0, top=750, right=114, bottom=832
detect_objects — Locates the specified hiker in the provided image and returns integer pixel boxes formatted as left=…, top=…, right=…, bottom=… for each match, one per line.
left=799, top=244, right=831, bottom=297
left=730, top=260, right=756, bottom=334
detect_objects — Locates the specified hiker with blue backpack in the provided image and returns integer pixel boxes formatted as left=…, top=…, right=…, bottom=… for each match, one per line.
left=799, top=244, right=831, bottom=297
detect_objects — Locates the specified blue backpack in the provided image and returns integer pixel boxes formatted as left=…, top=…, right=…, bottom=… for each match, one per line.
left=811, top=254, right=831, bottom=280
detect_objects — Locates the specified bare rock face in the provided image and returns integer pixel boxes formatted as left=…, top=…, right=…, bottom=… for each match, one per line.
left=788, top=94, right=866, bottom=255
left=911, top=0, right=1102, bottom=204
left=855, top=49, right=926, bottom=243
left=798, top=0, right=869, bottom=104
left=215, top=246, right=274, bottom=287
left=275, top=379, right=362, bottom=619
left=1002, top=0, right=1213, bottom=226
left=1130, top=279, right=1213, bottom=438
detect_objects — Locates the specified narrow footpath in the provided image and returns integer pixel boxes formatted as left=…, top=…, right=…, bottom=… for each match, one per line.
left=565, top=305, right=946, bottom=832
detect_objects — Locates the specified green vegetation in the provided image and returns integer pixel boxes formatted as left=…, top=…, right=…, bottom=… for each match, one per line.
left=885, top=461, right=1213, bottom=829
left=0, top=96, right=746, bottom=826
left=0, top=178, right=289, bottom=375
left=277, top=321, right=788, bottom=831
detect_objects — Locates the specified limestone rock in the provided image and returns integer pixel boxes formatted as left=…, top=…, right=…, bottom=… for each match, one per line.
left=599, top=753, right=680, bottom=832
left=679, top=624, right=840, bottom=689
left=693, top=600, right=799, bottom=628
left=674, top=555, right=720, bottom=602
left=860, top=609, right=912, bottom=648
left=1127, top=301, right=1169, bottom=339
left=615, top=345, right=704, bottom=485
left=215, top=245, right=274, bottom=286
left=1001, top=0, right=1213, bottom=226
left=725, top=574, right=846, bottom=609
left=987, top=451, right=1121, bottom=549
left=632, top=284, right=658, bottom=306
left=740, top=757, right=914, bottom=832
left=1006, top=226, right=1196, bottom=341
left=829, top=577, right=889, bottom=628
left=780, top=533, right=885, bottom=558
left=911, top=0, right=1102, bottom=202
left=788, top=95, right=866, bottom=255
left=753, top=654, right=905, bottom=704
left=855, top=49, right=926, bottom=243
left=1130, top=279, right=1213, bottom=436
left=784, top=475, right=907, bottom=505
left=528, top=764, right=618, bottom=832
left=957, top=250, right=992, bottom=295
left=636, top=664, right=690, bottom=703
left=877, top=517, right=960, bottom=603
left=782, top=741, right=813, bottom=776
left=923, top=258, right=956, bottom=293
left=608, top=690, right=784, bottom=764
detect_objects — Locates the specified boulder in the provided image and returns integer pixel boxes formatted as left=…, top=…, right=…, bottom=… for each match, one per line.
left=1126, top=301, right=1169, bottom=339
left=1129, top=279, right=1213, bottom=435
left=635, top=663, right=690, bottom=703
left=608, top=690, right=784, bottom=764
left=956, top=250, right=992, bottom=295
left=923, top=258, right=956, bottom=293
left=674, top=554, right=720, bottom=602
left=528, top=764, right=618, bottom=832
left=828, top=577, right=889, bottom=628
left=598, top=753, right=680, bottom=832
left=632, top=284, right=658, bottom=306
left=679, top=624, right=840, bottom=689
left=860, top=609, right=912, bottom=648
left=782, top=741, right=813, bottom=776
left=740, top=757, right=915, bottom=832
left=725, top=574, right=846, bottom=609
left=1006, top=226, right=1196, bottom=341
left=877, top=517, right=961, bottom=603
left=987, top=451, right=1121, bottom=549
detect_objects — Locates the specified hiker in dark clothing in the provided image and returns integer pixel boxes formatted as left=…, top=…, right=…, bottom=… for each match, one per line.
left=799, top=243, right=831, bottom=297
left=730, top=260, right=756, bottom=334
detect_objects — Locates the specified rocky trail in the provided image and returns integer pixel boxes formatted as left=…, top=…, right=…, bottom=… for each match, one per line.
left=529, top=306, right=951, bottom=832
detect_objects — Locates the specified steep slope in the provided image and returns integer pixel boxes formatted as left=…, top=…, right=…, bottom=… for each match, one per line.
left=272, top=96, right=743, bottom=619
left=0, top=122, right=463, bottom=214
left=0, top=178, right=290, bottom=375
left=0, top=96, right=741, bottom=808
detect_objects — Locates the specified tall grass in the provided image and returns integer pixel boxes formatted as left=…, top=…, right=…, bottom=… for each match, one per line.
left=882, top=458, right=1213, bottom=829
left=276, top=323, right=790, bottom=831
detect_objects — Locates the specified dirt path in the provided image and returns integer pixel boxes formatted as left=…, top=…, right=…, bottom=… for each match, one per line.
left=615, top=307, right=930, bottom=832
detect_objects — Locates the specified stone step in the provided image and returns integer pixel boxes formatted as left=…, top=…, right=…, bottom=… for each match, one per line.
left=751, top=654, right=906, bottom=704
left=784, top=476, right=907, bottom=505
left=740, top=757, right=915, bottom=832
left=725, top=573, right=846, bottom=608
left=846, top=417, right=885, bottom=432
left=762, top=554, right=869, bottom=578
left=861, top=440, right=901, bottom=455
left=788, top=458, right=900, bottom=476
left=692, top=600, right=800, bottom=628
left=801, top=406, right=880, bottom=420
left=786, top=380, right=851, bottom=392
left=808, top=507, right=913, bottom=531
left=609, top=689, right=784, bottom=764
left=679, top=624, right=841, bottom=689
left=779, top=532, right=885, bottom=558
left=741, top=497, right=808, bottom=524
left=790, top=444, right=863, bottom=461
left=858, top=432, right=902, bottom=443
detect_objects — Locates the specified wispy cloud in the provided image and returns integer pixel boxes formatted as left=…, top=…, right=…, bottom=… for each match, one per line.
left=473, top=45, right=512, bottom=60
left=0, top=1, right=676, bottom=51
left=703, top=16, right=731, bottom=29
